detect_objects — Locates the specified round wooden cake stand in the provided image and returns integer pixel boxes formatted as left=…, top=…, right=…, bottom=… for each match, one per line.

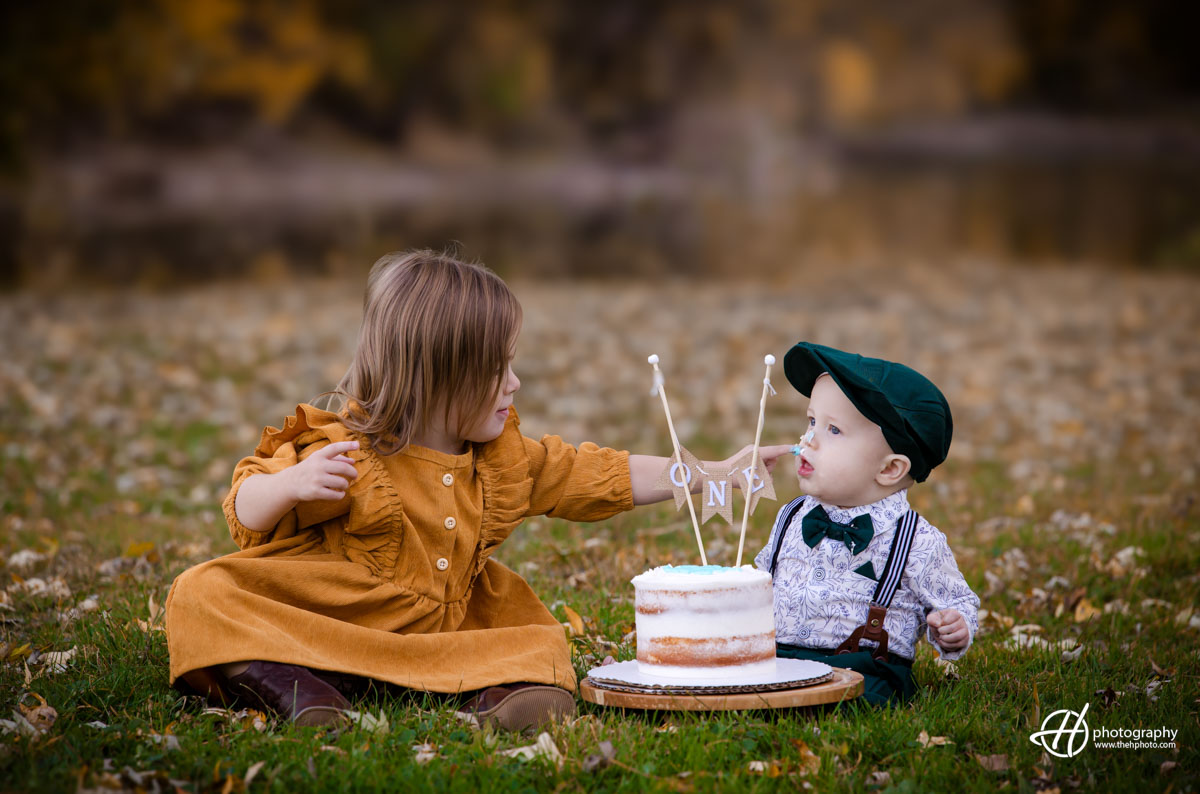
left=579, top=667, right=863, bottom=712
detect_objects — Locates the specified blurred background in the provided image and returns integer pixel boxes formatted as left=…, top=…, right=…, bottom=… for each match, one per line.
left=2, top=0, right=1199, bottom=556
left=3, top=0, right=1200, bottom=287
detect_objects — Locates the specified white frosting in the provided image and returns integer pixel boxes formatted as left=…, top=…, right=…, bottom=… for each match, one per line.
left=631, top=564, right=770, bottom=587
left=636, top=608, right=775, bottom=638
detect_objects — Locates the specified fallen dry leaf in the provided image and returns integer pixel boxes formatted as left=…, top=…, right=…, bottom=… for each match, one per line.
left=500, top=732, right=563, bottom=767
left=562, top=605, right=585, bottom=637
left=130, top=618, right=166, bottom=634
left=202, top=707, right=269, bottom=732
left=6, top=550, right=48, bottom=572
left=791, top=739, right=821, bottom=775
left=582, top=740, right=615, bottom=772
left=935, top=657, right=961, bottom=680
left=9, top=577, right=71, bottom=599
left=1150, top=659, right=1174, bottom=678
left=123, top=541, right=157, bottom=560
left=1073, top=599, right=1102, bottom=623
left=1103, top=599, right=1129, bottom=615
left=243, top=761, right=267, bottom=787
left=974, top=753, right=1009, bottom=772
left=917, top=730, right=953, bottom=748
left=39, top=647, right=77, bottom=673
left=747, top=760, right=784, bottom=777
left=344, top=710, right=389, bottom=735
left=4, top=642, right=32, bottom=663
left=1144, top=679, right=1164, bottom=701
left=1101, top=546, right=1148, bottom=578
left=78, top=765, right=189, bottom=794
left=3, top=693, right=58, bottom=738
left=1061, top=643, right=1084, bottom=662
left=1175, top=607, right=1200, bottom=629
left=866, top=770, right=892, bottom=787
left=141, top=731, right=181, bottom=752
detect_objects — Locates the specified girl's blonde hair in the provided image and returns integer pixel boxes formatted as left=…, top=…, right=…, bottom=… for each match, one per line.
left=332, top=250, right=522, bottom=454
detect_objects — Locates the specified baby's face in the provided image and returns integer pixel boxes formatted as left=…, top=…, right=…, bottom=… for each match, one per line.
left=795, top=374, right=895, bottom=508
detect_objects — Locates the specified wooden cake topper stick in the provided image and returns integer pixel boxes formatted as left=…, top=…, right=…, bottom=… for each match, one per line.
left=648, top=354, right=707, bottom=565
left=736, top=354, right=776, bottom=566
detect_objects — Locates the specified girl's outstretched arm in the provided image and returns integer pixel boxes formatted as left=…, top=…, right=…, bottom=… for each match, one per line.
left=234, top=440, right=360, bottom=532
left=629, top=444, right=793, bottom=506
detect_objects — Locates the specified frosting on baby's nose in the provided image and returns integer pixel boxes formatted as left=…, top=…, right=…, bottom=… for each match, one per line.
left=791, top=429, right=815, bottom=456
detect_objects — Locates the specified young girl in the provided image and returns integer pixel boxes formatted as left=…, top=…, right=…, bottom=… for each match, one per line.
left=165, top=250, right=790, bottom=731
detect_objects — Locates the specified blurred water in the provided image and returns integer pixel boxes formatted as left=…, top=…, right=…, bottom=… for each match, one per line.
left=12, top=151, right=1200, bottom=288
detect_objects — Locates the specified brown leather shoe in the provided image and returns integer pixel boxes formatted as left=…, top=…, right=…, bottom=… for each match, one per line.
left=458, top=682, right=575, bottom=732
left=226, top=661, right=351, bottom=728
left=310, top=669, right=368, bottom=700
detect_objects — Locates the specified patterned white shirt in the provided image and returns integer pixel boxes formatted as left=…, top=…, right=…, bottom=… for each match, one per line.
left=753, top=489, right=980, bottom=661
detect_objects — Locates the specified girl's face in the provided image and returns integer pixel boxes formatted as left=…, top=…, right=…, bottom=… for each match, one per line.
left=796, top=374, right=894, bottom=507
left=460, top=361, right=521, bottom=444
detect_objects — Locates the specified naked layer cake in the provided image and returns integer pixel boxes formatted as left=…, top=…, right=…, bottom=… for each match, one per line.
left=631, top=564, right=776, bottom=678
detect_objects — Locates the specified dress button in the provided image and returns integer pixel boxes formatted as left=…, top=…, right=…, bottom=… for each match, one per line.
left=444, top=516, right=457, bottom=530
left=436, top=557, right=449, bottom=571
left=442, top=473, right=454, bottom=486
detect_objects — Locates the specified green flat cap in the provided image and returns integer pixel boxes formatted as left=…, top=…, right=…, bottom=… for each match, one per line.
left=782, top=342, right=952, bottom=482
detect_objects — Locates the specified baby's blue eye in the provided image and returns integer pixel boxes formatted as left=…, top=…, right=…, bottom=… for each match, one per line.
left=829, top=425, right=841, bottom=435
left=808, top=417, right=815, bottom=427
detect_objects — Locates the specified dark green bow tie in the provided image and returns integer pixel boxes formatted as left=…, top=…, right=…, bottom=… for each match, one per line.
left=801, top=505, right=874, bottom=555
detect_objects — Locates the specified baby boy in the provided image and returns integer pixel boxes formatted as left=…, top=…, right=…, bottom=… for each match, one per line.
left=754, top=342, right=980, bottom=706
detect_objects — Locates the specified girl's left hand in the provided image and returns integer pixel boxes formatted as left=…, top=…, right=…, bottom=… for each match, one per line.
left=927, top=609, right=969, bottom=651
left=721, top=444, right=794, bottom=475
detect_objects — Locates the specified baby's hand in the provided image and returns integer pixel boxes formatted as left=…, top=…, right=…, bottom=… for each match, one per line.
left=287, top=441, right=360, bottom=502
left=927, top=609, right=969, bottom=652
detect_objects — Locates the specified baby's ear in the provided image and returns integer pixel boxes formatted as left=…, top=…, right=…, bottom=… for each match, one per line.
left=877, top=454, right=911, bottom=488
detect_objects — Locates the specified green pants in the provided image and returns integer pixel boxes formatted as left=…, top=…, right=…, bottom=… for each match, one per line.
left=777, top=643, right=917, bottom=707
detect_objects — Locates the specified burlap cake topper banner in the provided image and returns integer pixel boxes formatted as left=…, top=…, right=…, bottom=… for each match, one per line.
left=647, top=354, right=779, bottom=565
left=651, top=452, right=775, bottom=526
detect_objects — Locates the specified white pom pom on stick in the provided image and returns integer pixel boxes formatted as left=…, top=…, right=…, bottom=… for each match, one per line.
left=647, top=354, right=707, bottom=565
left=737, top=354, right=777, bottom=566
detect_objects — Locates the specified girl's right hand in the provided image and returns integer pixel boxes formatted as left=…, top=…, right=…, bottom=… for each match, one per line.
left=285, top=441, right=360, bottom=502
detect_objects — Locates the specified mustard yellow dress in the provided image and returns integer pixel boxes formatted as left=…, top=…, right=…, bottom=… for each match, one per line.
left=164, top=405, right=632, bottom=693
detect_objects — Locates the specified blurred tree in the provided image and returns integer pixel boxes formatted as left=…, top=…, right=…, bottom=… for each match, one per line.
left=0, top=0, right=367, bottom=169
left=1, top=0, right=1197, bottom=175
left=1007, top=0, right=1200, bottom=113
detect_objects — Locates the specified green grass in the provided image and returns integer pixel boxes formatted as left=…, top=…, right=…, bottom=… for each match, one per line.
left=2, top=273, right=1198, bottom=792
left=1, top=456, right=1196, bottom=793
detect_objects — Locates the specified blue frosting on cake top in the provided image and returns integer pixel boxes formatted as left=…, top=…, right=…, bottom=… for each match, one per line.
left=661, top=564, right=736, bottom=575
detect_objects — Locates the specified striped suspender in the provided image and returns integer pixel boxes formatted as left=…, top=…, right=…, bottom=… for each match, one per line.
left=835, top=508, right=920, bottom=659
left=767, top=496, right=807, bottom=576
left=871, top=509, right=919, bottom=608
